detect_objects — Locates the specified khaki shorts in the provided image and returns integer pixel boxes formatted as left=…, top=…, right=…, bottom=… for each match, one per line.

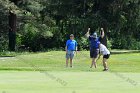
left=66, top=50, right=75, bottom=59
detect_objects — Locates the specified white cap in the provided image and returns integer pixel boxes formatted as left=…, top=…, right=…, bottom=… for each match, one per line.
left=93, top=32, right=97, bottom=38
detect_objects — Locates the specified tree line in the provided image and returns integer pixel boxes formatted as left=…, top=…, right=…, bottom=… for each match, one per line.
left=0, top=0, right=140, bottom=52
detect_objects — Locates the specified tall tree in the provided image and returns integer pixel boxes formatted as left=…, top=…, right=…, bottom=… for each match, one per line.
left=9, top=0, right=18, bottom=51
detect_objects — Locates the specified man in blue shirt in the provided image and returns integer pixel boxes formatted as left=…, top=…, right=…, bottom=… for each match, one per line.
left=65, top=34, right=77, bottom=67
left=85, top=28, right=104, bottom=68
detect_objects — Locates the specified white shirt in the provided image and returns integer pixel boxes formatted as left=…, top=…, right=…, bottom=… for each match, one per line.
left=99, top=44, right=110, bottom=55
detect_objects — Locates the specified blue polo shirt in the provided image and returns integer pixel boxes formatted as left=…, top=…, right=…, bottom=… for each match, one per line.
left=89, top=36, right=100, bottom=49
left=66, top=39, right=77, bottom=51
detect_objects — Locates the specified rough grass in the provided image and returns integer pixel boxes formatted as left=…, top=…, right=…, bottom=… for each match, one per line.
left=0, top=51, right=140, bottom=72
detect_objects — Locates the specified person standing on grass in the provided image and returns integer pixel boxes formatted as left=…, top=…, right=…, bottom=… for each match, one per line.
left=98, top=43, right=110, bottom=71
left=85, top=28, right=104, bottom=68
left=65, top=34, right=77, bottom=68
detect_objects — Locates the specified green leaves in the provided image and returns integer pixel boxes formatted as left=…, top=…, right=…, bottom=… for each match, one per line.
left=0, top=0, right=140, bottom=51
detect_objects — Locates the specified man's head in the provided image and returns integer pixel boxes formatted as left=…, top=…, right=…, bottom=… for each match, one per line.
left=70, top=34, right=74, bottom=40
left=92, top=32, right=97, bottom=38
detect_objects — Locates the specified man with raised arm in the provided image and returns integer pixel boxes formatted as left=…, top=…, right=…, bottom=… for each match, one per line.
left=85, top=28, right=104, bottom=68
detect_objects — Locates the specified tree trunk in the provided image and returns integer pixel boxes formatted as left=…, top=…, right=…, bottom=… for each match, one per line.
left=9, top=0, right=18, bottom=51
left=9, top=12, right=17, bottom=51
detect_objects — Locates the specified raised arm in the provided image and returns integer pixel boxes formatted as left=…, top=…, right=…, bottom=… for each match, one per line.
left=100, top=28, right=105, bottom=38
left=85, top=28, right=90, bottom=38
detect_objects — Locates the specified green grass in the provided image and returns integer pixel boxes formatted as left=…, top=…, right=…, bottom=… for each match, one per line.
left=0, top=71, right=139, bottom=93
left=0, top=51, right=140, bottom=93
left=0, top=51, right=140, bottom=72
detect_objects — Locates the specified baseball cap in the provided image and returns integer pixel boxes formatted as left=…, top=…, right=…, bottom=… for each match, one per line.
left=93, top=32, right=97, bottom=38
left=70, top=34, right=74, bottom=37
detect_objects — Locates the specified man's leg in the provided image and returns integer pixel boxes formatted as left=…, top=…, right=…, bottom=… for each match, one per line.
left=103, top=58, right=108, bottom=70
left=90, top=49, right=99, bottom=68
left=66, top=58, right=69, bottom=67
left=91, top=58, right=97, bottom=68
left=70, top=58, right=73, bottom=67
left=70, top=51, right=75, bottom=67
left=90, top=50, right=94, bottom=68
left=66, top=52, right=70, bottom=67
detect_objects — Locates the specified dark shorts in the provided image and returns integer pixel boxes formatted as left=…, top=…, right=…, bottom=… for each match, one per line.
left=103, top=54, right=110, bottom=59
left=90, top=49, right=99, bottom=58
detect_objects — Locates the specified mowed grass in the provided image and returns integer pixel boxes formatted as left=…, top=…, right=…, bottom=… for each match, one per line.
left=0, top=51, right=140, bottom=93
left=0, top=71, right=140, bottom=93
left=0, top=51, right=140, bottom=72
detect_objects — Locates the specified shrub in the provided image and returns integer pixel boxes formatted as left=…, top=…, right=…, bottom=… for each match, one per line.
left=17, top=23, right=53, bottom=52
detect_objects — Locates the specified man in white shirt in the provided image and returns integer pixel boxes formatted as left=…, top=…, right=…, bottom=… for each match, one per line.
left=98, top=43, right=110, bottom=71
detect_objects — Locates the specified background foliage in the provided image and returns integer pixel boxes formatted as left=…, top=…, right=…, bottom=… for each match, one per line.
left=0, top=0, right=140, bottom=51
